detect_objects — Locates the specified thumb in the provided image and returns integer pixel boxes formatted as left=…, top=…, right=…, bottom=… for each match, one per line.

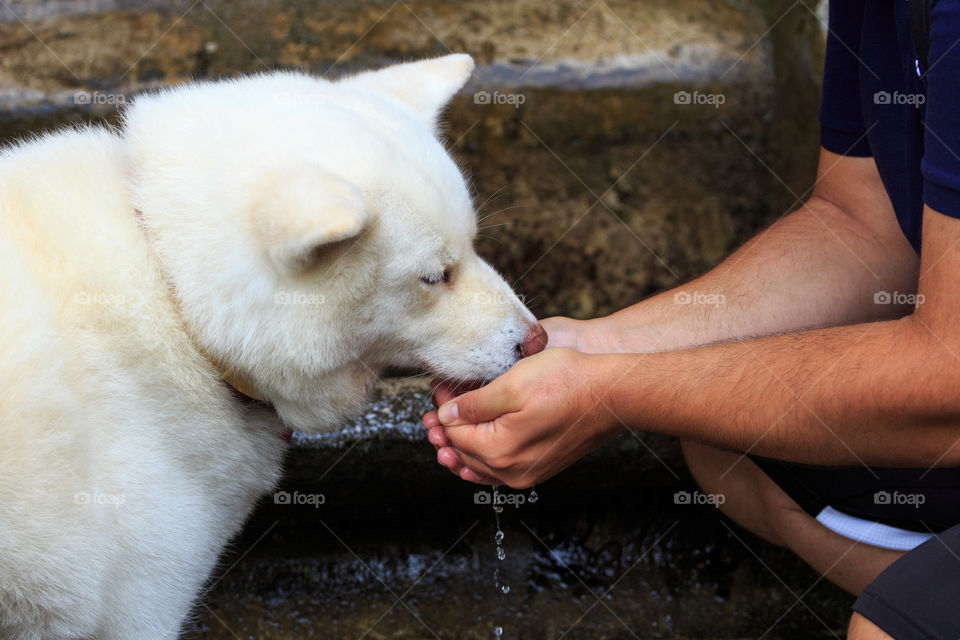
left=436, top=377, right=517, bottom=427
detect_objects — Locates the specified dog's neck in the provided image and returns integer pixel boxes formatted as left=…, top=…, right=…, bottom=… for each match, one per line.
left=207, top=353, right=270, bottom=404
left=134, top=206, right=271, bottom=405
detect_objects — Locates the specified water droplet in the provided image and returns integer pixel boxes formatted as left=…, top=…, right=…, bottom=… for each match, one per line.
left=491, top=486, right=509, bottom=635
left=528, top=486, right=538, bottom=503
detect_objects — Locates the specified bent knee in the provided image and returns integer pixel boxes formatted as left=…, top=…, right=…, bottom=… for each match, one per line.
left=680, top=440, right=802, bottom=546
left=848, top=613, right=894, bottom=640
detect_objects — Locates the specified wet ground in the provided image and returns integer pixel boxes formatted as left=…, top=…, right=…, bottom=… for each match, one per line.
left=186, top=490, right=852, bottom=639
left=184, top=380, right=852, bottom=640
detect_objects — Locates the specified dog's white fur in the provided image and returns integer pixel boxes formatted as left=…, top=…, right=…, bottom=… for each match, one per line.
left=0, top=54, right=536, bottom=639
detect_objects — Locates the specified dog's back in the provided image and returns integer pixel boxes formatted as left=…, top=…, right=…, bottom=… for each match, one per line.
left=0, top=128, right=284, bottom=639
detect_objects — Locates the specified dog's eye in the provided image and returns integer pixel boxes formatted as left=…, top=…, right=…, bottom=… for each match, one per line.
left=420, top=268, right=451, bottom=285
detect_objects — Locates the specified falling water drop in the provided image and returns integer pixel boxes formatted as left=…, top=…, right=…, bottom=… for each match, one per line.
left=491, top=485, right=509, bottom=638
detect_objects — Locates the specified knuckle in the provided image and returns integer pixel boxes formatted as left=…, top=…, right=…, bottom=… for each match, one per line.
left=458, top=396, right=477, bottom=422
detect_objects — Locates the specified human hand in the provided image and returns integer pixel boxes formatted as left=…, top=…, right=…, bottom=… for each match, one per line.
left=423, top=348, right=620, bottom=488
left=422, top=317, right=576, bottom=478
left=422, top=316, right=623, bottom=480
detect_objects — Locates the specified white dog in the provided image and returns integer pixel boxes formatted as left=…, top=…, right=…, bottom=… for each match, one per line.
left=0, top=54, right=545, bottom=639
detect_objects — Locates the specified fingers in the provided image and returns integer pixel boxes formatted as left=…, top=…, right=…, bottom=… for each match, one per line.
left=460, top=466, right=496, bottom=484
left=431, top=381, right=460, bottom=408
left=437, top=379, right=517, bottom=427
left=437, top=444, right=495, bottom=484
left=422, top=409, right=441, bottom=428
left=423, top=410, right=476, bottom=478
left=427, top=426, right=450, bottom=447
left=425, top=376, right=520, bottom=486
left=424, top=374, right=483, bottom=425
left=455, top=449, right=502, bottom=483
left=428, top=421, right=494, bottom=483
left=436, top=446, right=463, bottom=471
left=432, top=378, right=483, bottom=402
left=443, top=419, right=491, bottom=459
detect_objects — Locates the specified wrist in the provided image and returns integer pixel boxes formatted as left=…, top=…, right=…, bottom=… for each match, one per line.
left=576, top=317, right=623, bottom=353
left=583, top=315, right=685, bottom=354
left=583, top=352, right=635, bottom=436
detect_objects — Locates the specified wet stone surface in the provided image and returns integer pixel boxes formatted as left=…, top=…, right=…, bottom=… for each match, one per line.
left=188, top=485, right=852, bottom=639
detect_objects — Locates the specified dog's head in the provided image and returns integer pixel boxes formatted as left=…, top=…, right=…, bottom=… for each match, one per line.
left=124, top=55, right=544, bottom=431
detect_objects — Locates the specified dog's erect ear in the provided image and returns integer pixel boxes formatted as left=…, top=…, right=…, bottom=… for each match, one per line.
left=344, top=54, right=475, bottom=128
left=252, top=167, right=369, bottom=272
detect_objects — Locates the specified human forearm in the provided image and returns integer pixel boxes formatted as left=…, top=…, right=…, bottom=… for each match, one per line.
left=593, top=195, right=916, bottom=352
left=430, top=212, right=960, bottom=485
left=603, top=315, right=960, bottom=467
left=570, top=151, right=919, bottom=353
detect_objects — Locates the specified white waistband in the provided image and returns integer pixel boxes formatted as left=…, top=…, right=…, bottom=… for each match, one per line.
left=815, top=506, right=934, bottom=551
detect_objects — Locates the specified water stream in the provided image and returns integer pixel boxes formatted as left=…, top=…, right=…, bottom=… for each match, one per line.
left=490, top=484, right=537, bottom=638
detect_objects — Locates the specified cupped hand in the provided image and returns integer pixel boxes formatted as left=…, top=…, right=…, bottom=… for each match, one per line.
left=422, top=315, right=626, bottom=482
left=423, top=348, right=619, bottom=488
left=422, top=316, right=582, bottom=480
left=423, top=378, right=486, bottom=481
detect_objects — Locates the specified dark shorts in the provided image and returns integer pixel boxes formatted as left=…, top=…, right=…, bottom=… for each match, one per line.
left=750, top=457, right=960, bottom=639
left=854, top=524, right=960, bottom=639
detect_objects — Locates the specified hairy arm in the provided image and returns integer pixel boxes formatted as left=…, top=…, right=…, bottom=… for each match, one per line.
left=552, top=148, right=919, bottom=353
left=598, top=206, right=960, bottom=467
left=426, top=148, right=926, bottom=482
left=434, top=207, right=960, bottom=487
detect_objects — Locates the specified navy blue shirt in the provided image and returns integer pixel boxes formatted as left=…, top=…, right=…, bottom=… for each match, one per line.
left=821, top=0, right=960, bottom=252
